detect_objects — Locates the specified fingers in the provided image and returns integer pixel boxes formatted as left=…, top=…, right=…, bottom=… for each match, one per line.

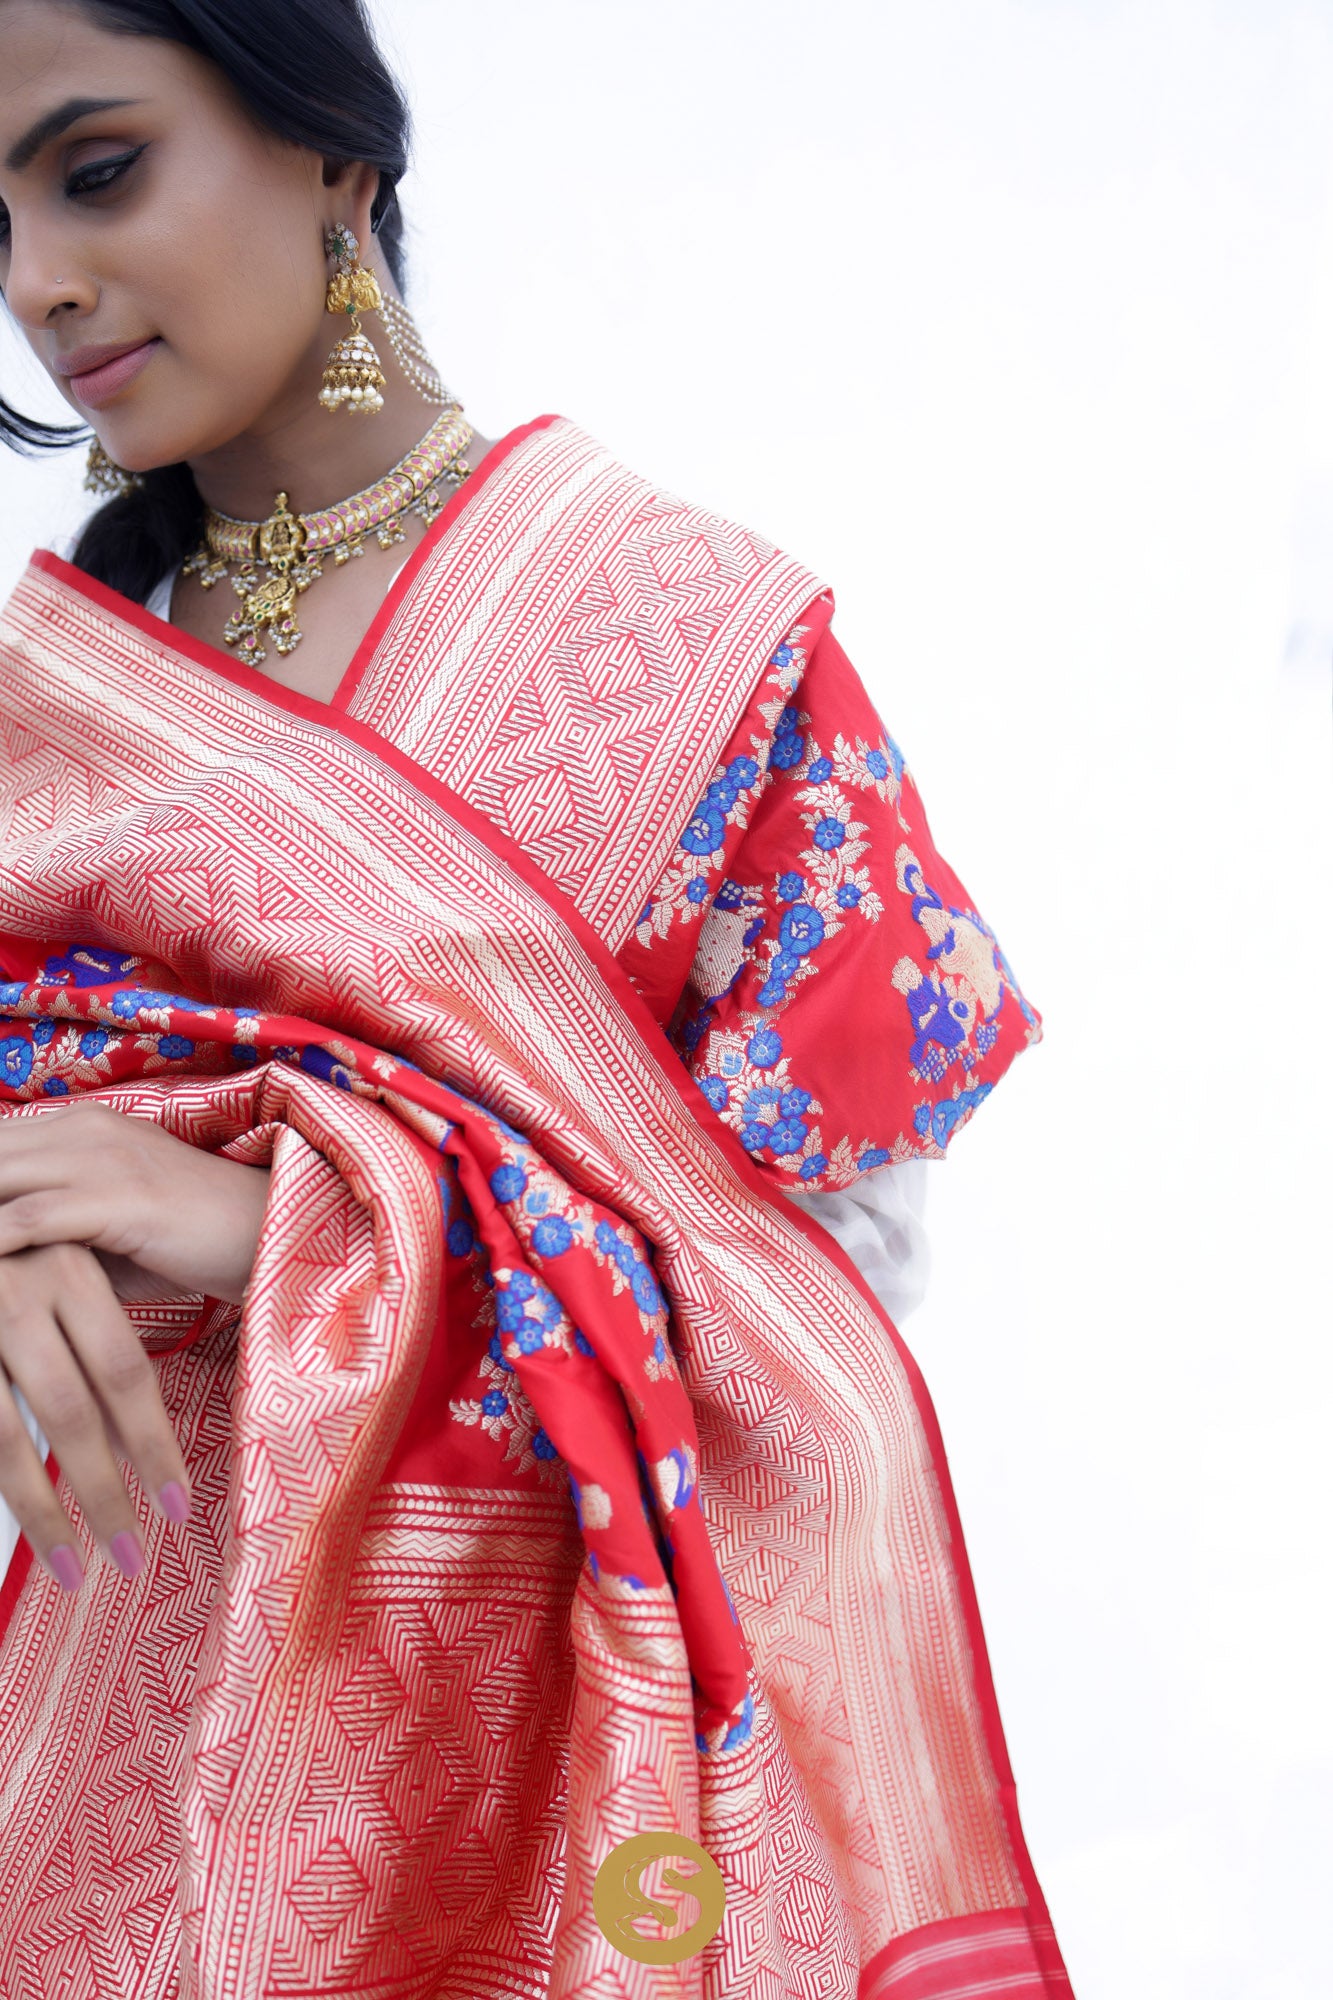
left=0, top=1186, right=123, bottom=1260
left=53, top=1250, right=193, bottom=1529
left=0, top=1244, right=192, bottom=1590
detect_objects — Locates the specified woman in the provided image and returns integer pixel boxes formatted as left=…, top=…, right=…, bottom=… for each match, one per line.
left=0, top=3, right=1072, bottom=1995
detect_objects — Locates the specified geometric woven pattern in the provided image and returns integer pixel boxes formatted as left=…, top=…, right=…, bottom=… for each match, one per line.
left=0, top=434, right=1073, bottom=1998
left=347, top=418, right=829, bottom=950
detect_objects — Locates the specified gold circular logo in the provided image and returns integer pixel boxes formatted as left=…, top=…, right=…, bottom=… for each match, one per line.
left=591, top=1832, right=726, bottom=1964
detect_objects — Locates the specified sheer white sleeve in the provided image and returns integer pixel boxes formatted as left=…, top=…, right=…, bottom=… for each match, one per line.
left=782, top=1157, right=932, bottom=1325
left=0, top=1393, right=49, bottom=1581
left=144, top=566, right=177, bottom=621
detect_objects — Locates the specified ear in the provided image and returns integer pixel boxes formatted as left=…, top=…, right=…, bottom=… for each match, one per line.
left=321, top=157, right=381, bottom=251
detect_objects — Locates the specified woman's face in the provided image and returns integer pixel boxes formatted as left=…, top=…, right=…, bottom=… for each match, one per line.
left=0, top=1, right=365, bottom=471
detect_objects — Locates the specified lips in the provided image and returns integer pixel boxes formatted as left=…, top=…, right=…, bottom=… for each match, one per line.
left=60, top=337, right=162, bottom=411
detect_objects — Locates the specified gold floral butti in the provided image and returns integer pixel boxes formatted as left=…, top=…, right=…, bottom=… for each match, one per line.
left=182, top=407, right=473, bottom=663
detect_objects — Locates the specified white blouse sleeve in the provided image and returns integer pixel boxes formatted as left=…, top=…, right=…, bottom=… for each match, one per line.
left=782, top=1157, right=932, bottom=1325
left=0, top=1392, right=49, bottom=1581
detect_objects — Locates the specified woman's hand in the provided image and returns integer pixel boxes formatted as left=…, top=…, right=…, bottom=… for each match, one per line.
left=0, top=1241, right=194, bottom=1592
left=0, top=1100, right=271, bottom=1304
left=0, top=1099, right=273, bottom=1592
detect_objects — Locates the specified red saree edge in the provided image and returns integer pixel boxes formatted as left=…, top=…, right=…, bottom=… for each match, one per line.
left=20, top=526, right=1070, bottom=1989
left=858, top=1908, right=1074, bottom=1998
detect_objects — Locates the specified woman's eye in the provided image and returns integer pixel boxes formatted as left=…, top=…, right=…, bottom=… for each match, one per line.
left=67, top=147, right=146, bottom=199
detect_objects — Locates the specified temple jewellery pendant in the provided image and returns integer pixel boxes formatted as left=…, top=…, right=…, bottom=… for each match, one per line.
left=182, top=408, right=473, bottom=665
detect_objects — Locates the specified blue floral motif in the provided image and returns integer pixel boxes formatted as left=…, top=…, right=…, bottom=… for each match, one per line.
left=532, top=1215, right=573, bottom=1257
left=681, top=799, right=725, bottom=855
left=915, top=1080, right=993, bottom=1148
left=78, top=1028, right=108, bottom=1059
left=494, top=1267, right=564, bottom=1359
left=630, top=1264, right=663, bottom=1315
left=447, top=1217, right=476, bottom=1258
left=779, top=904, right=824, bottom=956
left=661, top=693, right=914, bottom=1184
left=43, top=1078, right=69, bottom=1096
left=746, top=1027, right=782, bottom=1069
left=634, top=725, right=776, bottom=949
left=32, top=1020, right=57, bottom=1048
left=743, top=1084, right=781, bottom=1120
left=158, top=1035, right=195, bottom=1062
left=768, top=1117, right=807, bottom=1156
left=589, top=1217, right=667, bottom=1334
left=490, top=1162, right=528, bottom=1204
left=109, top=987, right=213, bottom=1021
left=0, top=1038, right=34, bottom=1089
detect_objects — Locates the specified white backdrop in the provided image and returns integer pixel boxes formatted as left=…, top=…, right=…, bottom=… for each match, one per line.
left=1, top=4, right=1330, bottom=1995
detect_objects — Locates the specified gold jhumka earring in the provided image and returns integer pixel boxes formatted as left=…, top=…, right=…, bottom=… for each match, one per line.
left=83, top=438, right=144, bottom=499
left=319, top=223, right=387, bottom=414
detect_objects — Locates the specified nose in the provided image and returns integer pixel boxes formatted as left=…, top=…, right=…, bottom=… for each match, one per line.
left=3, top=219, right=98, bottom=336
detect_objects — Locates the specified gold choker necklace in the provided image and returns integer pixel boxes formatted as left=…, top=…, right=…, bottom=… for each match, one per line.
left=183, top=408, right=473, bottom=665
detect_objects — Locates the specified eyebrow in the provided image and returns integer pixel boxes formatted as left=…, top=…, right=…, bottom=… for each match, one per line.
left=4, top=97, right=140, bottom=176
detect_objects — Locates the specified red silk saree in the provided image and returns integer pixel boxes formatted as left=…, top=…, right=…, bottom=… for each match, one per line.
left=0, top=416, right=1073, bottom=1998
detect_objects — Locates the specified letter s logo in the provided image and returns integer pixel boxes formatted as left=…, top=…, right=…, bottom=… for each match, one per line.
left=592, top=1832, right=726, bottom=1964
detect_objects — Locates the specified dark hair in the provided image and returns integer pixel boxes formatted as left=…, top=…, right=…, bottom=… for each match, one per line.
left=1, top=0, right=412, bottom=605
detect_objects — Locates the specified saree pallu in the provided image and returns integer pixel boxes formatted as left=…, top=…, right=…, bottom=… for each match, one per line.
left=0, top=417, right=1074, bottom=1998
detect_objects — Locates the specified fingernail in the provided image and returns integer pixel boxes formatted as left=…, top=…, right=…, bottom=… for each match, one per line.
left=48, top=1544, right=83, bottom=1593
left=110, top=1531, right=143, bottom=1580
left=159, top=1482, right=191, bottom=1525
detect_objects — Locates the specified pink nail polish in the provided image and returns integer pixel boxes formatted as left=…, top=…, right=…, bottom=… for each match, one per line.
left=48, top=1544, right=83, bottom=1593
left=110, top=1531, right=143, bottom=1580
left=159, top=1482, right=191, bottom=1525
